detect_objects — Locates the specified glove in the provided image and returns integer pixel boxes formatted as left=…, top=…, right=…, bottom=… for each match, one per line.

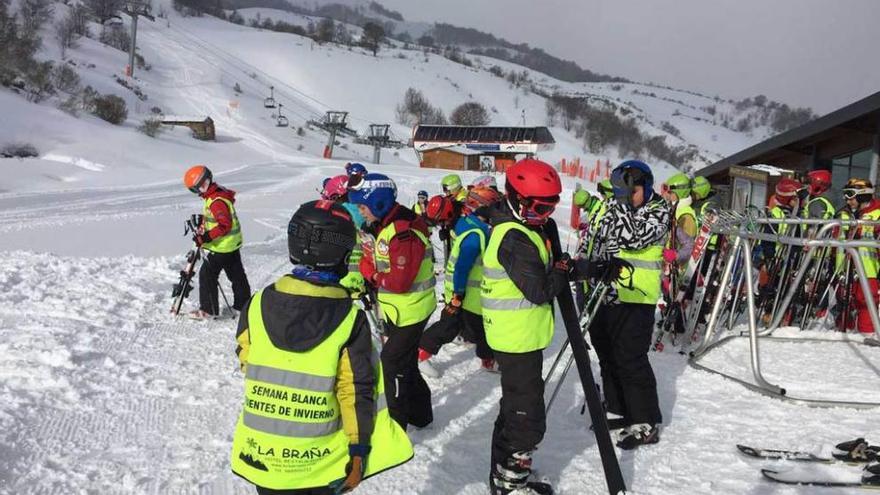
left=359, top=257, right=377, bottom=286
left=340, top=272, right=365, bottom=296
left=586, top=258, right=633, bottom=284
left=330, top=455, right=366, bottom=494
left=662, top=248, right=677, bottom=264
left=443, top=294, right=463, bottom=317
left=553, top=252, right=574, bottom=275
left=192, top=231, right=211, bottom=247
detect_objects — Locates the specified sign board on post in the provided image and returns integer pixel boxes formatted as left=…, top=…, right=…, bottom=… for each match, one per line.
left=480, top=155, right=495, bottom=173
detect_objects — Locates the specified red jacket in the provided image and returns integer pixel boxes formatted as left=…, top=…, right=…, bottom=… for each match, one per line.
left=200, top=183, right=237, bottom=241
left=360, top=204, right=430, bottom=293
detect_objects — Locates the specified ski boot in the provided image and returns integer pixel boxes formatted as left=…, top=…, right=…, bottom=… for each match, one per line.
left=417, top=348, right=440, bottom=378
left=480, top=358, right=500, bottom=373
left=188, top=309, right=216, bottom=321
left=833, top=438, right=879, bottom=463
left=490, top=450, right=553, bottom=495
left=616, top=423, right=660, bottom=450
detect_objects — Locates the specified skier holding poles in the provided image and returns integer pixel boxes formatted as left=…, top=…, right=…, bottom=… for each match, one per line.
left=182, top=165, right=252, bottom=320
left=589, top=160, right=671, bottom=449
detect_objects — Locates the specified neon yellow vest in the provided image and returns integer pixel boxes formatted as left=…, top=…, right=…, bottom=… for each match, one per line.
left=482, top=222, right=554, bottom=353
left=667, top=202, right=696, bottom=249
left=231, top=287, right=413, bottom=490
left=617, top=202, right=665, bottom=305
left=443, top=219, right=486, bottom=314
left=374, top=222, right=436, bottom=326
left=203, top=196, right=243, bottom=253
left=858, top=209, right=880, bottom=278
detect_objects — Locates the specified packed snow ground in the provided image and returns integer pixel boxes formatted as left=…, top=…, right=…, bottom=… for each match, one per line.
left=1, top=161, right=879, bottom=495
left=2, top=3, right=879, bottom=494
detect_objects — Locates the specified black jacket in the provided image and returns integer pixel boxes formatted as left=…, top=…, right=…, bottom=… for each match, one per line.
left=488, top=201, right=568, bottom=305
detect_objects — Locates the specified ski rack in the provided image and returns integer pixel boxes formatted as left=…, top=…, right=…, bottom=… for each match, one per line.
left=689, top=215, right=880, bottom=409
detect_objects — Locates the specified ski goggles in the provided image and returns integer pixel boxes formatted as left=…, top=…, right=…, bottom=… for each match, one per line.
left=519, top=196, right=559, bottom=225
left=843, top=187, right=874, bottom=199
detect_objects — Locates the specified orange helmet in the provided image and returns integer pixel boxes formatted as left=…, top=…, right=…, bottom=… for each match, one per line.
left=184, top=165, right=212, bottom=193
left=464, top=186, right=502, bottom=214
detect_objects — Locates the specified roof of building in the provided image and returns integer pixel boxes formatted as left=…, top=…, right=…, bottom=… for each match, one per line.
left=697, top=91, right=880, bottom=178
left=413, top=125, right=555, bottom=144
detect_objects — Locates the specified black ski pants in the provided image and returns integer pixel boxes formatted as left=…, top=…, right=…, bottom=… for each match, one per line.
left=199, top=249, right=252, bottom=315
left=589, top=302, right=662, bottom=426
left=491, top=350, right=546, bottom=469
left=419, top=309, right=493, bottom=359
left=382, top=318, right=433, bottom=430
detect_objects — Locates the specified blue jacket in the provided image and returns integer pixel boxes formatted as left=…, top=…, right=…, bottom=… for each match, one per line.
left=452, top=214, right=490, bottom=295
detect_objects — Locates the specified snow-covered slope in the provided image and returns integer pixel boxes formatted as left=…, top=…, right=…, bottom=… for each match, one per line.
left=3, top=4, right=875, bottom=495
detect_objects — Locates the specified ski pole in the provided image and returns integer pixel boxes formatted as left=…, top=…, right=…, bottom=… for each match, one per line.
left=218, top=282, right=235, bottom=316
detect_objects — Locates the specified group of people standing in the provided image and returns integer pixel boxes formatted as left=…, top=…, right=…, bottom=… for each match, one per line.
left=179, top=158, right=684, bottom=495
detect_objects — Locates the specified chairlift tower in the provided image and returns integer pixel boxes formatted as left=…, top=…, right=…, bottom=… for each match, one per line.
left=367, top=124, right=390, bottom=164
left=322, top=111, right=349, bottom=159
left=122, top=0, right=154, bottom=78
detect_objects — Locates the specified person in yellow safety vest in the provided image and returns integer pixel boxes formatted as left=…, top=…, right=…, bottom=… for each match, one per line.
left=482, top=158, right=569, bottom=495
left=230, top=200, right=413, bottom=494
left=412, top=190, right=429, bottom=216
left=660, top=173, right=697, bottom=271
left=588, top=160, right=671, bottom=450
left=839, top=179, right=880, bottom=334
left=757, top=178, right=805, bottom=284
left=418, top=186, right=503, bottom=379
left=803, top=170, right=835, bottom=220
left=348, top=173, right=436, bottom=430
left=183, top=165, right=252, bottom=320
left=442, top=173, right=469, bottom=203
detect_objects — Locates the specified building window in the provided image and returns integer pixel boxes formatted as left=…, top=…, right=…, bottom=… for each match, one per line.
left=831, top=148, right=872, bottom=205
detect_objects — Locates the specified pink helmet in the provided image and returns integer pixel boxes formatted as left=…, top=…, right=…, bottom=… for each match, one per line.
left=321, top=175, right=348, bottom=201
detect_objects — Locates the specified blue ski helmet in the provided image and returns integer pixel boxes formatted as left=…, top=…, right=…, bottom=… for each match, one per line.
left=348, top=173, right=397, bottom=218
left=611, top=160, right=654, bottom=199
left=417, top=190, right=428, bottom=200
left=345, top=162, right=368, bottom=177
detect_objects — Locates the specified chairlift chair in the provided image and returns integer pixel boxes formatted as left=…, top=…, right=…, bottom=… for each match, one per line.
left=276, top=103, right=289, bottom=128
left=264, top=85, right=276, bottom=109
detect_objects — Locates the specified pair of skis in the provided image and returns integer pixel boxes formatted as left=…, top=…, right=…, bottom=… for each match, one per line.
left=652, top=212, right=718, bottom=352
left=739, top=438, right=880, bottom=488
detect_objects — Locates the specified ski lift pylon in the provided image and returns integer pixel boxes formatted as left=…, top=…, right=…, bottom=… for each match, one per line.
left=263, top=85, right=276, bottom=109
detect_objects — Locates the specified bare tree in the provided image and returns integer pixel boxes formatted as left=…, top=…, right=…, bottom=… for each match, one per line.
left=18, top=0, right=54, bottom=36
left=450, top=101, right=490, bottom=126
left=55, top=12, right=79, bottom=59
left=361, top=21, right=384, bottom=56
left=85, top=0, right=121, bottom=24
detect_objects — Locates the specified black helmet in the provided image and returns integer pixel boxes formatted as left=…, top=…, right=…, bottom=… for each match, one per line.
left=288, top=200, right=356, bottom=273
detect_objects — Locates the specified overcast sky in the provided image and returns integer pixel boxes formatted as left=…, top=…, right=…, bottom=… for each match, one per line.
left=381, top=0, right=880, bottom=115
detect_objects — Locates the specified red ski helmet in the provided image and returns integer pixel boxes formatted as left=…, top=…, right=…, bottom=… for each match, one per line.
left=505, top=158, right=562, bottom=225
left=774, top=177, right=804, bottom=207
left=806, top=170, right=832, bottom=196
left=426, top=194, right=455, bottom=225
